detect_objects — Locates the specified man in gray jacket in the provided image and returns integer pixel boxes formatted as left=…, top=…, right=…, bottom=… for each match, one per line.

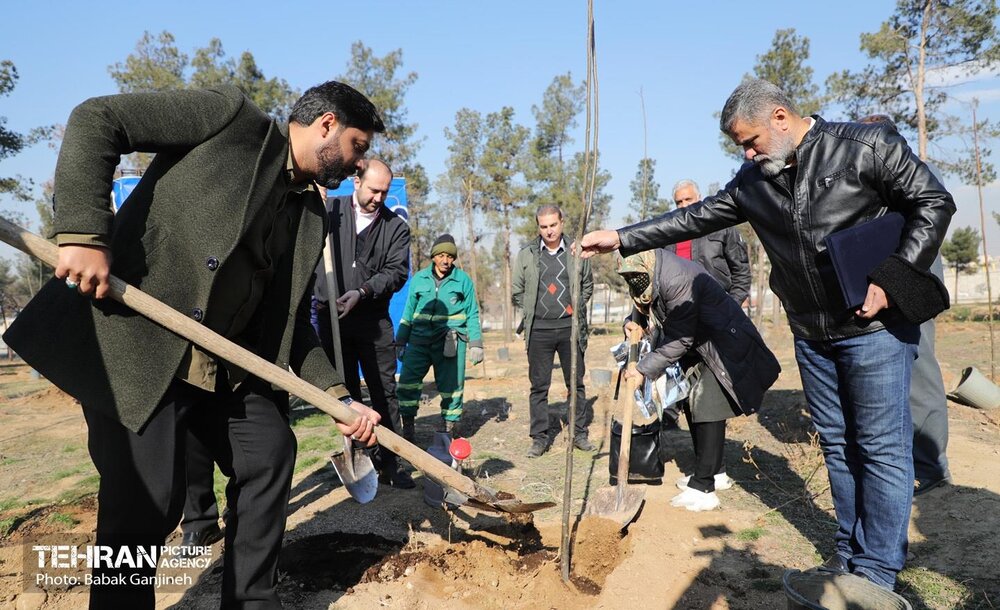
left=857, top=114, right=951, bottom=496
left=512, top=205, right=594, bottom=458
left=670, top=179, right=750, bottom=308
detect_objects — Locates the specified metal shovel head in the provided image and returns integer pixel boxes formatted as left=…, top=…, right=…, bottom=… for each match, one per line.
left=329, top=436, right=378, bottom=504
left=424, top=475, right=554, bottom=514
left=464, top=496, right=557, bottom=514
left=463, top=482, right=556, bottom=514
left=585, top=485, right=645, bottom=528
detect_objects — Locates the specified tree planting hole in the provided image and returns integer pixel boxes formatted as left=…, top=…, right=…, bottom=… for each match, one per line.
left=278, top=532, right=404, bottom=592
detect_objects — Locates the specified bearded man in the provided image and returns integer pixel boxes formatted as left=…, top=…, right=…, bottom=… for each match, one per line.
left=4, top=81, right=384, bottom=608
left=578, top=79, right=955, bottom=592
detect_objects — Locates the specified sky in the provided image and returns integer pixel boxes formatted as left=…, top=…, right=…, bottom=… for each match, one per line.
left=2, top=0, right=998, bottom=261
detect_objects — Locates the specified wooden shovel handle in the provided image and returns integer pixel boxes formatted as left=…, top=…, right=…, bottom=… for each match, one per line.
left=614, top=326, right=644, bottom=498
left=0, top=217, right=483, bottom=499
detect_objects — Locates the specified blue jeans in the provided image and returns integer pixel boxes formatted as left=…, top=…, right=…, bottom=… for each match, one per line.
left=794, top=324, right=919, bottom=590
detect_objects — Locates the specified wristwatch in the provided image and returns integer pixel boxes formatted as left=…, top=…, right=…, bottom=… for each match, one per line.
left=339, top=396, right=354, bottom=407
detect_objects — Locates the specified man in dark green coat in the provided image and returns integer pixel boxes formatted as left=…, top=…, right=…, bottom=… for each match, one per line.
left=4, top=82, right=384, bottom=609
left=512, top=205, right=594, bottom=458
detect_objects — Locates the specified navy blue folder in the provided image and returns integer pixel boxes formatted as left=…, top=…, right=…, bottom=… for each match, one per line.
left=823, top=212, right=905, bottom=309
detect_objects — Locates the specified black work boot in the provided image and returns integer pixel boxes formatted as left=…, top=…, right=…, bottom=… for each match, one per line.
left=526, top=437, right=549, bottom=458
left=573, top=435, right=596, bottom=452
left=442, top=418, right=458, bottom=436
left=379, top=467, right=416, bottom=489
left=402, top=416, right=415, bottom=443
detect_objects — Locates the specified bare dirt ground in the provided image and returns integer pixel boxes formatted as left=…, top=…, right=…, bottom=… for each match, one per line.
left=1, top=317, right=998, bottom=610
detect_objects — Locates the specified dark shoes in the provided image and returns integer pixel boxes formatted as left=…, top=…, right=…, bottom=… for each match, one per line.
left=442, top=419, right=458, bottom=435
left=402, top=417, right=415, bottom=443
left=527, top=435, right=593, bottom=456
left=180, top=523, right=223, bottom=554
left=913, top=477, right=950, bottom=497
left=573, top=436, right=596, bottom=452
left=817, top=554, right=850, bottom=575
left=378, top=469, right=416, bottom=489
left=526, top=438, right=549, bottom=458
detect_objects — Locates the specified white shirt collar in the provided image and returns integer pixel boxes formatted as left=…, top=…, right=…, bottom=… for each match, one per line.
left=540, top=237, right=566, bottom=254
left=783, top=117, right=817, bottom=170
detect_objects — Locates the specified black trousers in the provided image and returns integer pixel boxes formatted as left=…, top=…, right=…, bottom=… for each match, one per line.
left=681, top=405, right=726, bottom=493
left=84, top=378, right=295, bottom=609
left=318, top=310, right=402, bottom=473
left=180, top=428, right=221, bottom=535
left=527, top=327, right=589, bottom=440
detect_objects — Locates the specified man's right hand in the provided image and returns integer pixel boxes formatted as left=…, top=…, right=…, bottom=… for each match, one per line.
left=336, top=400, right=381, bottom=448
left=56, top=245, right=112, bottom=299
left=573, top=229, right=621, bottom=259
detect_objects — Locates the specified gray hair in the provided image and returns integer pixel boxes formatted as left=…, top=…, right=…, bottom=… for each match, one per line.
left=719, top=79, right=798, bottom=134
left=535, top=204, right=563, bottom=221
left=671, top=179, right=700, bottom=199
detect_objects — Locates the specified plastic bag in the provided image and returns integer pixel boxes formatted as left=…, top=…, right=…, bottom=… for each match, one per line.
left=653, top=363, right=690, bottom=413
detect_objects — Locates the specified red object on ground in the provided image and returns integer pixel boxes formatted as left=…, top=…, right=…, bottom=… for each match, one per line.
left=450, top=438, right=472, bottom=461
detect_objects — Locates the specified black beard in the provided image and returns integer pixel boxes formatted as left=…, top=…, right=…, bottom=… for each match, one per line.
left=315, top=141, right=352, bottom=189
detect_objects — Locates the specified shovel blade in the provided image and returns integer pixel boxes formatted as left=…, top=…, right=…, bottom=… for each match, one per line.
left=465, top=497, right=557, bottom=514
left=458, top=483, right=556, bottom=514
left=585, top=485, right=645, bottom=528
left=330, top=437, right=378, bottom=504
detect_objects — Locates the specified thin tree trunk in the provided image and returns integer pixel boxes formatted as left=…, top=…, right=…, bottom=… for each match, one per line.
left=971, top=99, right=995, bottom=378
left=954, top=267, right=960, bottom=304
left=753, top=239, right=768, bottom=329
left=771, top=283, right=781, bottom=323
left=605, top=285, right=610, bottom=324
left=464, top=181, right=480, bottom=307
left=915, top=0, right=933, bottom=160
left=502, top=217, right=513, bottom=343
left=640, top=88, right=648, bottom=221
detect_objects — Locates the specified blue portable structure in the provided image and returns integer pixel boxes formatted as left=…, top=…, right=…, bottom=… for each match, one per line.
left=111, top=175, right=141, bottom=212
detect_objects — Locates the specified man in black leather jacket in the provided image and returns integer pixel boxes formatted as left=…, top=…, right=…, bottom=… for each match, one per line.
left=579, top=79, right=955, bottom=592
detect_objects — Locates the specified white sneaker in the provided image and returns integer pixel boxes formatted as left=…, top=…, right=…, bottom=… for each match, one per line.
left=675, top=472, right=734, bottom=491
left=670, top=488, right=721, bottom=512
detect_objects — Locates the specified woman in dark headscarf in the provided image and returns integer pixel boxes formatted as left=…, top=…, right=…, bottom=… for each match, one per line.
left=618, top=248, right=780, bottom=511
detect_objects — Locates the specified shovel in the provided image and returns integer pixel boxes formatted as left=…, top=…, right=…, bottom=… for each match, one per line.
left=585, top=326, right=646, bottom=527
left=329, top=435, right=378, bottom=503
left=0, top=218, right=553, bottom=515
left=319, top=211, right=378, bottom=503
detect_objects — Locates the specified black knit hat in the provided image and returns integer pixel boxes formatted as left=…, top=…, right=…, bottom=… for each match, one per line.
left=431, top=233, right=458, bottom=258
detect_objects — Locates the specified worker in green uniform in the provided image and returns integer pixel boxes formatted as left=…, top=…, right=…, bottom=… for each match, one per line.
left=396, top=234, right=484, bottom=439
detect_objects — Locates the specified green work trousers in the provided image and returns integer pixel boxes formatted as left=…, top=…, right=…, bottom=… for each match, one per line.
left=397, top=339, right=467, bottom=422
